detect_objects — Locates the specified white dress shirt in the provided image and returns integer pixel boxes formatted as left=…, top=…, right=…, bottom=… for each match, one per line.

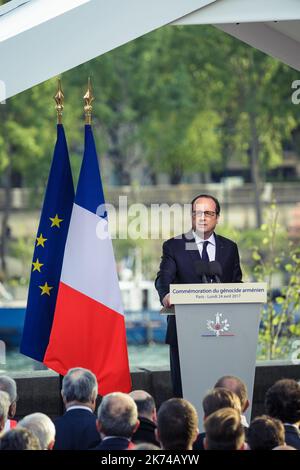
left=192, top=231, right=216, bottom=261
left=66, top=405, right=93, bottom=413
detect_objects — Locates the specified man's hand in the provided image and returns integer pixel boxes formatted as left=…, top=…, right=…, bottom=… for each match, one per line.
left=163, top=293, right=172, bottom=308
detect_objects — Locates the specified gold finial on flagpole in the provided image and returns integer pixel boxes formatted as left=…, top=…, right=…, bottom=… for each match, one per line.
left=54, top=79, right=64, bottom=124
left=84, top=77, right=94, bottom=125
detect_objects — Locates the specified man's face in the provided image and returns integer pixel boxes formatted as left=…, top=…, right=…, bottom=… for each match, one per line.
left=191, top=197, right=219, bottom=239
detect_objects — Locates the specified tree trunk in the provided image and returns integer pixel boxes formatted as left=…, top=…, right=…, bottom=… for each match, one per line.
left=113, top=158, right=131, bottom=186
left=108, top=127, right=132, bottom=186
left=169, top=167, right=183, bottom=185
left=0, top=154, right=12, bottom=277
left=249, top=113, right=263, bottom=228
left=149, top=170, right=157, bottom=186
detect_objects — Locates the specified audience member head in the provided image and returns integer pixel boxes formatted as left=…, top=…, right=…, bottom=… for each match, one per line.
left=247, top=415, right=285, bottom=450
left=17, top=413, right=56, bottom=450
left=202, top=387, right=241, bottom=419
left=204, top=407, right=245, bottom=450
left=273, top=445, right=296, bottom=450
left=156, top=398, right=198, bottom=450
left=129, top=390, right=157, bottom=423
left=0, top=428, right=41, bottom=450
left=97, top=392, right=139, bottom=439
left=134, top=442, right=160, bottom=450
left=0, top=375, right=17, bottom=419
left=214, top=376, right=249, bottom=413
left=0, top=391, right=10, bottom=433
left=265, top=379, right=300, bottom=425
left=61, top=367, right=98, bottom=411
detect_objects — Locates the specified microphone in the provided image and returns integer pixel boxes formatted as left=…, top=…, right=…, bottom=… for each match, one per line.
left=194, top=260, right=210, bottom=283
left=208, top=261, right=223, bottom=283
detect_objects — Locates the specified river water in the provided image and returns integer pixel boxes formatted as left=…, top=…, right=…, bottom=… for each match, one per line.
left=0, top=344, right=170, bottom=374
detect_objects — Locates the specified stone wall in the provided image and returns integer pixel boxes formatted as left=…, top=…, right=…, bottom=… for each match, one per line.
left=10, top=361, right=300, bottom=421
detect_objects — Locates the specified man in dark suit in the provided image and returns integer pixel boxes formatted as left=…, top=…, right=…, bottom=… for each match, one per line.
left=93, top=392, right=139, bottom=451
left=155, top=194, right=242, bottom=397
left=54, top=367, right=100, bottom=450
left=129, top=390, right=160, bottom=447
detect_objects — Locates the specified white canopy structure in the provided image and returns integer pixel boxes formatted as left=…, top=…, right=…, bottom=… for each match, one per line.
left=0, top=0, right=300, bottom=100
left=175, top=0, right=300, bottom=72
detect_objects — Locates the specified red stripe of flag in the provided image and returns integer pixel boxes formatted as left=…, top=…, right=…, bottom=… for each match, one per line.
left=44, top=282, right=131, bottom=395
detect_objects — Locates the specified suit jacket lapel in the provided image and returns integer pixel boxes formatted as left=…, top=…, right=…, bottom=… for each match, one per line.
left=183, top=230, right=201, bottom=265
left=214, top=233, right=224, bottom=263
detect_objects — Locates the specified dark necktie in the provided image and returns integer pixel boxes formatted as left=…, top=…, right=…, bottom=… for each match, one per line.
left=201, top=241, right=209, bottom=262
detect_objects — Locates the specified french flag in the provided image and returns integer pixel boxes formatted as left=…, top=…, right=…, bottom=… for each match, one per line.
left=44, top=125, right=131, bottom=395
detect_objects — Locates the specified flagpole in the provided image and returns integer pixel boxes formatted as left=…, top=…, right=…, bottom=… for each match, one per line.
left=54, top=79, right=64, bottom=124
left=54, top=77, right=66, bottom=415
left=83, top=77, right=94, bottom=125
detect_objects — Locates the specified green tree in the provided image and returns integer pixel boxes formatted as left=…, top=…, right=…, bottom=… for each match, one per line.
left=214, top=35, right=300, bottom=227
left=251, top=204, right=300, bottom=359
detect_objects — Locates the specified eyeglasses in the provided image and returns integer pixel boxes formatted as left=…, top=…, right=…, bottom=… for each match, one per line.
left=192, top=210, right=217, bottom=218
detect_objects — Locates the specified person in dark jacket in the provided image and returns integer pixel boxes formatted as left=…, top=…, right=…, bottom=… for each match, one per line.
left=265, top=378, right=300, bottom=450
left=93, top=392, right=139, bottom=451
left=247, top=415, right=285, bottom=450
left=54, top=367, right=100, bottom=450
left=129, top=390, right=160, bottom=447
left=155, top=194, right=242, bottom=397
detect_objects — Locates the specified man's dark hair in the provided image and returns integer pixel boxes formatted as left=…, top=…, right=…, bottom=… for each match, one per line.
left=264, top=379, right=300, bottom=424
left=0, top=428, right=41, bottom=450
left=247, top=415, right=285, bottom=450
left=202, top=388, right=241, bottom=417
left=191, top=194, right=220, bottom=215
left=204, top=408, right=245, bottom=450
left=214, top=376, right=248, bottom=412
left=157, top=398, right=198, bottom=450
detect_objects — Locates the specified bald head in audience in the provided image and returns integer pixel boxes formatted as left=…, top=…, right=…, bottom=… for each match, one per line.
left=17, top=413, right=56, bottom=450
left=129, top=390, right=157, bottom=423
left=0, top=376, right=17, bottom=421
left=0, top=391, right=10, bottom=434
left=214, top=376, right=249, bottom=413
left=97, top=392, right=139, bottom=439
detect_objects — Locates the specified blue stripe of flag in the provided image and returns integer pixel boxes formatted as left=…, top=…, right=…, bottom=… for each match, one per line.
left=75, top=125, right=106, bottom=218
left=20, top=124, right=74, bottom=362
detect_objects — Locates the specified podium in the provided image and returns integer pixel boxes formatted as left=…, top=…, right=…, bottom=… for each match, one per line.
left=168, top=282, right=267, bottom=427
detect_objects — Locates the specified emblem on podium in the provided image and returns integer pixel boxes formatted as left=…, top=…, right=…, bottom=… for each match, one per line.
left=202, top=312, right=235, bottom=337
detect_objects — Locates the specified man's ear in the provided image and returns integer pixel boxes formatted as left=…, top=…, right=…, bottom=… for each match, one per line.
left=48, top=440, right=55, bottom=450
left=243, top=400, right=250, bottom=413
left=133, top=419, right=140, bottom=434
left=193, top=427, right=199, bottom=444
left=203, top=437, right=208, bottom=450
left=155, top=428, right=160, bottom=443
left=61, top=391, right=67, bottom=408
left=96, top=419, right=102, bottom=434
left=91, top=396, right=97, bottom=411
left=0, top=417, right=5, bottom=433
left=9, top=402, right=17, bottom=419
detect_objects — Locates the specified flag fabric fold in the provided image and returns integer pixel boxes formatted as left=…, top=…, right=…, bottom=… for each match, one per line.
left=43, top=125, right=131, bottom=394
left=20, top=124, right=74, bottom=361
